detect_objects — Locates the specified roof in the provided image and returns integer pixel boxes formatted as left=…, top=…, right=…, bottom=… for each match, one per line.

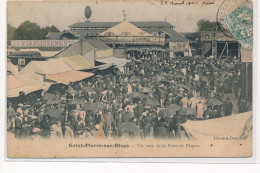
left=96, top=57, right=130, bottom=72
left=165, top=31, right=190, bottom=42
left=18, top=59, right=72, bottom=75
left=16, top=73, right=45, bottom=85
left=67, top=29, right=106, bottom=37
left=69, top=21, right=174, bottom=29
left=60, top=30, right=80, bottom=38
left=144, top=28, right=190, bottom=42
left=54, top=40, right=97, bottom=58
left=60, top=55, right=94, bottom=70
left=8, top=51, right=42, bottom=58
left=84, top=39, right=111, bottom=50
left=19, top=48, right=41, bottom=52
left=45, top=70, right=94, bottom=84
left=99, top=21, right=152, bottom=37
left=7, top=74, right=24, bottom=90
left=40, top=51, right=61, bottom=58
left=7, top=61, right=18, bottom=76
left=46, top=32, right=61, bottom=40
left=180, top=32, right=200, bottom=38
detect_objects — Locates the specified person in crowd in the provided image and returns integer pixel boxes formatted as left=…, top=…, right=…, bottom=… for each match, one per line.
left=196, top=101, right=204, bottom=120
left=7, top=103, right=15, bottom=131
left=224, top=97, right=233, bottom=116
left=14, top=112, right=23, bottom=139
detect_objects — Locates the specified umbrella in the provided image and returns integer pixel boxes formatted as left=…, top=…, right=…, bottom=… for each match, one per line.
left=69, top=99, right=85, bottom=105
left=176, top=84, right=190, bottom=90
left=46, top=98, right=61, bottom=105
left=200, top=76, right=208, bottom=82
left=118, top=122, right=139, bottom=133
left=145, top=99, right=160, bottom=107
left=166, top=104, right=181, bottom=113
left=158, top=108, right=171, bottom=118
left=159, top=78, right=170, bottom=83
left=129, top=92, right=146, bottom=99
left=66, top=88, right=78, bottom=95
left=82, top=86, right=94, bottom=93
left=212, top=66, right=219, bottom=71
left=206, top=98, right=223, bottom=106
left=139, top=87, right=153, bottom=94
left=169, top=74, right=183, bottom=79
left=129, top=76, right=141, bottom=83
left=95, top=75, right=103, bottom=78
left=84, top=103, right=95, bottom=111
left=197, top=64, right=204, bottom=68
left=179, top=107, right=195, bottom=115
left=93, top=102, right=104, bottom=110
left=45, top=109, right=62, bottom=119
left=43, top=93, right=56, bottom=100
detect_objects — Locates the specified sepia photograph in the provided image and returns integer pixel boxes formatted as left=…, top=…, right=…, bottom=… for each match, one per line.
left=6, top=0, right=253, bottom=158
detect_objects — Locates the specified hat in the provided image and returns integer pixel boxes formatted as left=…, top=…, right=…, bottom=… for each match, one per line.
left=95, top=124, right=100, bottom=130
left=18, top=103, right=23, bottom=107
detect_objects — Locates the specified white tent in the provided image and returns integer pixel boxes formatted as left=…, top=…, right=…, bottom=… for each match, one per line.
left=18, top=59, right=72, bottom=75
left=99, top=21, right=153, bottom=37
left=181, top=112, right=252, bottom=140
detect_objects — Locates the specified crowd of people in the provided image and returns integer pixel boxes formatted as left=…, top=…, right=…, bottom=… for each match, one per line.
left=7, top=51, right=251, bottom=140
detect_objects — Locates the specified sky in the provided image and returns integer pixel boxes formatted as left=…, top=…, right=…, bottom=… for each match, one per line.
left=7, top=0, right=224, bottom=32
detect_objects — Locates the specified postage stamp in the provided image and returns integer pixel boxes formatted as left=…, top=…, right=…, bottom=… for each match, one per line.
left=221, top=0, right=253, bottom=49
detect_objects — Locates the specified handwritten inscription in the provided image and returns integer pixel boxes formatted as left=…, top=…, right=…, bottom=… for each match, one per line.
left=160, top=0, right=215, bottom=6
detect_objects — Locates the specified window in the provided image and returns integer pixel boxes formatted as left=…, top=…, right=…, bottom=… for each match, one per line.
left=18, top=58, right=25, bottom=65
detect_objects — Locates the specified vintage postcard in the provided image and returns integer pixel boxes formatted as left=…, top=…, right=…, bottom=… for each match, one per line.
left=6, top=0, right=253, bottom=158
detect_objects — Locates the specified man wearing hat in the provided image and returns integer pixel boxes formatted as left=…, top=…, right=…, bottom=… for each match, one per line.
left=224, top=97, right=233, bottom=116
left=7, top=103, right=15, bottom=130
left=14, top=112, right=23, bottom=139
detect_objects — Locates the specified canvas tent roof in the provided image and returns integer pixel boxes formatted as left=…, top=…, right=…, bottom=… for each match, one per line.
left=46, top=32, right=61, bottom=40
left=84, top=39, right=111, bottom=50
left=16, top=73, right=45, bottom=86
left=99, top=21, right=153, bottom=37
left=18, top=59, right=72, bottom=75
left=7, top=74, right=24, bottom=90
left=60, top=55, right=94, bottom=70
left=7, top=61, right=18, bottom=76
left=7, top=83, right=51, bottom=98
left=181, top=111, right=252, bottom=140
left=96, top=57, right=130, bottom=71
left=45, top=70, right=94, bottom=84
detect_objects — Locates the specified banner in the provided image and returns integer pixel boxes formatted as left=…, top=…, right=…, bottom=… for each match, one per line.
left=11, top=40, right=76, bottom=47
left=169, top=42, right=190, bottom=52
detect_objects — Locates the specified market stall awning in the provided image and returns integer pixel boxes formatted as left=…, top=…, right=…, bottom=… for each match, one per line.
left=45, top=70, right=94, bottom=84
left=7, top=83, right=51, bottom=98
left=96, top=57, right=131, bottom=72
left=18, top=59, right=72, bottom=76
left=60, top=55, right=94, bottom=70
left=7, top=74, right=24, bottom=90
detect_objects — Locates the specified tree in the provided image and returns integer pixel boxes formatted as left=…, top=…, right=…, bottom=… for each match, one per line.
left=40, top=25, right=60, bottom=39
left=14, top=20, right=42, bottom=40
left=7, top=24, right=16, bottom=45
left=13, top=20, right=60, bottom=40
left=197, top=19, right=221, bottom=31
